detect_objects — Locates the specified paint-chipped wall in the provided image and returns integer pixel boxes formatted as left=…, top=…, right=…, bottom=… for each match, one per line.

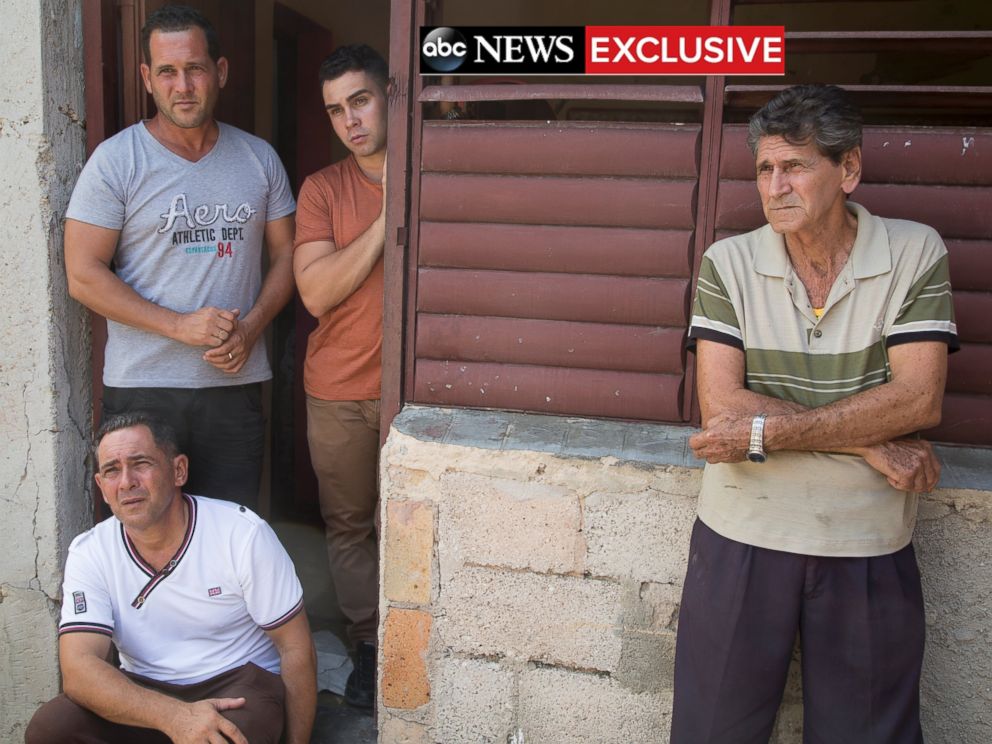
left=378, top=406, right=992, bottom=744
left=0, top=1, right=91, bottom=739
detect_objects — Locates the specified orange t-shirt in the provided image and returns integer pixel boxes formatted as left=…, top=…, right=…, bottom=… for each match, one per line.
left=294, top=156, right=383, bottom=401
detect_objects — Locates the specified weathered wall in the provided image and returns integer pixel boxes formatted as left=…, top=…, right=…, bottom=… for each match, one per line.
left=0, top=1, right=91, bottom=740
left=378, top=406, right=992, bottom=744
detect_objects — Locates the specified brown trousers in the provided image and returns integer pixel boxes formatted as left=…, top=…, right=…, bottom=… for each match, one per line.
left=306, top=397, right=380, bottom=645
left=25, top=662, right=285, bottom=744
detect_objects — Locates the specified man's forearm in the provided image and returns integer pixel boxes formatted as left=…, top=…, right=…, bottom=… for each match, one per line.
left=236, top=252, right=295, bottom=345
left=280, top=646, right=318, bottom=744
left=702, top=386, right=807, bottom=425
left=63, top=655, right=185, bottom=732
left=69, top=262, right=188, bottom=340
left=764, top=377, right=941, bottom=453
left=295, top=212, right=385, bottom=318
left=704, top=387, right=876, bottom=457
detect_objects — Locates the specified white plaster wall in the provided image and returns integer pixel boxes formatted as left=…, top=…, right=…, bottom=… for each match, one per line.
left=0, top=1, right=91, bottom=740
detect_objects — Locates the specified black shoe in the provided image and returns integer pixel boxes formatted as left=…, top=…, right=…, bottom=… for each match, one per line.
left=344, top=641, right=376, bottom=711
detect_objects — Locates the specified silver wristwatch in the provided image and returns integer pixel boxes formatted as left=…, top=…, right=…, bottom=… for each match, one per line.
left=746, top=414, right=767, bottom=463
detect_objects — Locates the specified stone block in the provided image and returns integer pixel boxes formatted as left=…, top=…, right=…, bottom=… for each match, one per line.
left=519, top=666, right=671, bottom=744
left=436, top=566, right=622, bottom=672
left=584, top=488, right=696, bottom=584
left=638, top=581, right=681, bottom=631
left=382, top=608, right=432, bottom=710
left=380, top=716, right=430, bottom=744
left=432, top=657, right=515, bottom=744
left=614, top=628, right=677, bottom=695
left=438, top=472, right=584, bottom=574
left=384, top=501, right=434, bottom=605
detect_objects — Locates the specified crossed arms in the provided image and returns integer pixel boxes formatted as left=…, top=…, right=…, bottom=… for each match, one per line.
left=65, top=214, right=295, bottom=374
left=293, top=160, right=387, bottom=318
left=690, top=339, right=947, bottom=492
left=59, top=612, right=316, bottom=744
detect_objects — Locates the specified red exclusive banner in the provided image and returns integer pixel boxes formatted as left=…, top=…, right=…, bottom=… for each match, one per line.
left=584, top=26, right=785, bottom=75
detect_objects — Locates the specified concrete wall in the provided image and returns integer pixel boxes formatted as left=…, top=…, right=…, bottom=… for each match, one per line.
left=0, top=1, right=91, bottom=740
left=378, top=406, right=992, bottom=744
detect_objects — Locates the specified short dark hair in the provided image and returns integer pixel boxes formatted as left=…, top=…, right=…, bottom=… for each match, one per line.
left=747, top=84, right=863, bottom=164
left=95, top=413, right=181, bottom=461
left=318, top=44, right=388, bottom=91
left=141, top=4, right=220, bottom=63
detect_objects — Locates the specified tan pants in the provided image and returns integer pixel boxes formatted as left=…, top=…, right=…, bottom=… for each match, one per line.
left=306, top=397, right=380, bottom=644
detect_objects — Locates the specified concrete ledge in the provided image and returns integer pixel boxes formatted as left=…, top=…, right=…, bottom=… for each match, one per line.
left=392, top=405, right=992, bottom=493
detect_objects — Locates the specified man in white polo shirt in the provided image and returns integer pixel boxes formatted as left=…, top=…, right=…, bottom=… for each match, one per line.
left=672, top=85, right=957, bottom=743
left=25, top=413, right=316, bottom=744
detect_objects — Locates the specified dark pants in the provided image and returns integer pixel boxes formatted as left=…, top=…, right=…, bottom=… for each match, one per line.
left=102, top=385, right=265, bottom=509
left=25, top=662, right=284, bottom=744
left=671, top=519, right=925, bottom=744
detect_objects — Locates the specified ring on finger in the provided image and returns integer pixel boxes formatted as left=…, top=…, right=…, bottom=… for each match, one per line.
left=228, top=352, right=234, bottom=361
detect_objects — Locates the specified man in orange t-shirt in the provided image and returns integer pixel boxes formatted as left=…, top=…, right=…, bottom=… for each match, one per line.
left=292, top=44, right=388, bottom=711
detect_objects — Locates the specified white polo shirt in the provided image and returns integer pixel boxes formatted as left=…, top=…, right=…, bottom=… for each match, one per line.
left=59, top=494, right=304, bottom=685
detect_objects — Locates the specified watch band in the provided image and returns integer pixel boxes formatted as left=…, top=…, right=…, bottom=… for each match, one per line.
left=747, top=414, right=767, bottom=463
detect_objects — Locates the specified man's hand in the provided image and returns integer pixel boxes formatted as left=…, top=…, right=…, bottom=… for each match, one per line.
left=862, top=439, right=941, bottom=492
left=166, top=698, right=248, bottom=744
left=173, top=307, right=240, bottom=348
left=689, top=412, right=752, bottom=463
left=203, top=315, right=256, bottom=373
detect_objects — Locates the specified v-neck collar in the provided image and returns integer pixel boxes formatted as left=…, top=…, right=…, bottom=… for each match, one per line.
left=139, top=120, right=223, bottom=167
left=121, top=493, right=197, bottom=609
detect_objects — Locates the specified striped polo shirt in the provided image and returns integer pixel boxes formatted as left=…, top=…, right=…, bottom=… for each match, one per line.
left=59, top=494, right=304, bottom=684
left=688, top=202, right=957, bottom=557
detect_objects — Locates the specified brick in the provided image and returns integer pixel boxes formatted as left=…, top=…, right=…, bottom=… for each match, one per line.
left=583, top=489, right=696, bottom=583
left=384, top=501, right=434, bottom=605
left=519, top=666, right=671, bottom=744
left=382, top=608, right=432, bottom=710
left=379, top=716, right=430, bottom=744
left=438, top=472, right=584, bottom=574
left=433, top=657, right=515, bottom=743
left=436, top=566, right=622, bottom=672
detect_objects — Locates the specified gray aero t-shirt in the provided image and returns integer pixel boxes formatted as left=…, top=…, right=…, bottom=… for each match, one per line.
left=66, top=121, right=296, bottom=388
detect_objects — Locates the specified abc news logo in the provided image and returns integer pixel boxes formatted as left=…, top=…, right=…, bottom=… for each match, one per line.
left=420, top=27, right=583, bottom=74
left=422, top=26, right=787, bottom=76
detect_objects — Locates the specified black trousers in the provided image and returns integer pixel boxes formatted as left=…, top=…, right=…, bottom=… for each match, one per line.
left=671, top=518, right=925, bottom=744
left=25, top=662, right=285, bottom=744
left=101, top=385, right=265, bottom=510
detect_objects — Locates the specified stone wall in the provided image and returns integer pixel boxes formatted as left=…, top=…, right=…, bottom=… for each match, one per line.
left=378, top=406, right=992, bottom=744
left=0, top=1, right=90, bottom=740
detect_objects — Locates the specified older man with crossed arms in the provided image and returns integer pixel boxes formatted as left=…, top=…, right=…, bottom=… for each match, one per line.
left=672, top=84, right=957, bottom=743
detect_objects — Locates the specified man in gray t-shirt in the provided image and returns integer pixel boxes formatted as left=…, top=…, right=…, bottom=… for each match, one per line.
left=65, top=6, right=295, bottom=509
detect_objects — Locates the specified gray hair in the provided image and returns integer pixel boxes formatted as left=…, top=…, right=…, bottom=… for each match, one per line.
left=95, top=412, right=181, bottom=461
left=746, top=84, right=863, bottom=164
